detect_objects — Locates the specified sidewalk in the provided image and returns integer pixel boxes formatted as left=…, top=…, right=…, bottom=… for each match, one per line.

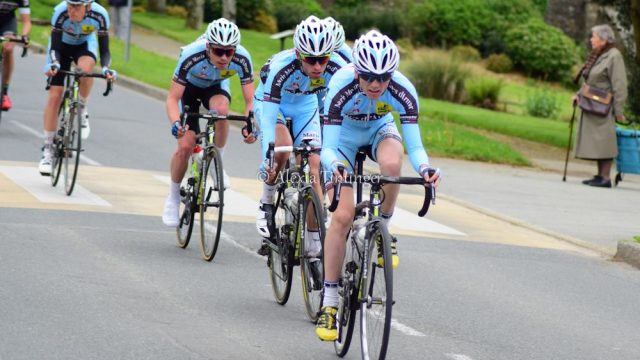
left=123, top=25, right=640, bottom=266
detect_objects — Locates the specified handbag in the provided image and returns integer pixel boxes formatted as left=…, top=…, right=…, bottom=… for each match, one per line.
left=578, top=84, right=613, bottom=116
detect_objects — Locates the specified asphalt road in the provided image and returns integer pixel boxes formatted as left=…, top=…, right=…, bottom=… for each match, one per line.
left=1, top=52, right=640, bottom=360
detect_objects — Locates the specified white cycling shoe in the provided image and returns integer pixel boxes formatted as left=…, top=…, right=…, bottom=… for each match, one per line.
left=81, top=109, right=90, bottom=140
left=304, top=230, right=322, bottom=257
left=162, top=195, right=180, bottom=227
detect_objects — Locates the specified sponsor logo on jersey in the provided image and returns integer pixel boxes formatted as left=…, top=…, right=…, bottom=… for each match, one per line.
left=220, top=69, right=237, bottom=79
left=376, top=102, right=393, bottom=115
left=81, top=25, right=95, bottom=34
left=310, top=78, right=325, bottom=89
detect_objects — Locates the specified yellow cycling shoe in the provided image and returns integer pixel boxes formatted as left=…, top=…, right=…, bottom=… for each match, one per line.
left=377, top=236, right=399, bottom=269
left=316, top=306, right=338, bottom=341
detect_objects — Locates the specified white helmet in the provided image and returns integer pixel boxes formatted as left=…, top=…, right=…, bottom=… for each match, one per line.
left=352, top=30, right=399, bottom=74
left=205, top=18, right=241, bottom=47
left=324, top=17, right=345, bottom=51
left=294, top=15, right=335, bottom=56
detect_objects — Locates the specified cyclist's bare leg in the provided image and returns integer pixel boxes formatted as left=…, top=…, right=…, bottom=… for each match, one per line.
left=324, top=185, right=355, bottom=282
left=207, top=94, right=230, bottom=150
left=170, top=130, right=197, bottom=183
left=266, top=123, right=291, bottom=185
left=305, top=152, right=323, bottom=230
left=2, top=39, right=15, bottom=85
left=76, top=56, right=95, bottom=100
left=43, top=86, right=64, bottom=131
left=376, top=138, right=403, bottom=216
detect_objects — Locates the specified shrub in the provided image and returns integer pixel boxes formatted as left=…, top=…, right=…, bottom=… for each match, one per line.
left=485, top=53, right=513, bottom=73
left=273, top=0, right=325, bottom=31
left=330, top=4, right=403, bottom=41
left=404, top=51, right=470, bottom=103
left=253, top=9, right=278, bottom=33
left=504, top=18, right=578, bottom=80
left=165, top=5, right=187, bottom=18
left=525, top=88, right=560, bottom=118
left=451, top=45, right=481, bottom=62
left=236, top=0, right=273, bottom=31
left=395, top=37, right=414, bottom=58
left=465, top=77, right=503, bottom=110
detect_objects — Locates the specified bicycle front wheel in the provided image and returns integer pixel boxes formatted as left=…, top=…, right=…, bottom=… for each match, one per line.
left=334, top=237, right=358, bottom=357
left=63, top=108, right=82, bottom=195
left=299, top=186, right=326, bottom=322
left=269, top=189, right=294, bottom=305
left=360, top=222, right=393, bottom=360
left=51, top=104, right=66, bottom=186
left=199, top=147, right=224, bottom=261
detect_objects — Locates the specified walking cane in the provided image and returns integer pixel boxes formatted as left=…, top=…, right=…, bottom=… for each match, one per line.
left=562, top=103, right=577, bottom=181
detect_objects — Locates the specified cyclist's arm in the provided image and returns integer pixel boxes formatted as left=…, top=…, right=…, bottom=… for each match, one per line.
left=401, top=120, right=430, bottom=173
left=240, top=81, right=254, bottom=117
left=166, top=81, right=186, bottom=124
left=260, top=100, right=279, bottom=158
left=97, top=32, right=111, bottom=68
left=49, top=29, right=63, bottom=65
left=19, top=2, right=31, bottom=38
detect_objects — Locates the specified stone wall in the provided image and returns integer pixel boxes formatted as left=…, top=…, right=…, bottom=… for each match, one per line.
left=546, top=0, right=608, bottom=42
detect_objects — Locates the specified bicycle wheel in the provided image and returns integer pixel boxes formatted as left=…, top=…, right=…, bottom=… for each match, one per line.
left=360, top=222, right=393, bottom=360
left=199, top=147, right=224, bottom=261
left=299, top=186, right=326, bottom=322
left=50, top=105, right=66, bottom=187
left=334, top=237, right=359, bottom=357
left=268, top=188, right=294, bottom=305
left=0, top=58, right=4, bottom=125
left=63, top=107, right=82, bottom=195
left=176, top=174, right=196, bottom=248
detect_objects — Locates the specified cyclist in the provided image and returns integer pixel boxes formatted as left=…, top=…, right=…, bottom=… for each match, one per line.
left=162, top=18, right=256, bottom=227
left=254, top=15, right=347, bottom=256
left=0, top=0, right=31, bottom=111
left=39, top=0, right=116, bottom=176
left=315, top=30, right=440, bottom=341
left=323, top=17, right=351, bottom=63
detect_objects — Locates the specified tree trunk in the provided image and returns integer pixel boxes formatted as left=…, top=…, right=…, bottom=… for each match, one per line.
left=147, top=0, right=166, bottom=13
left=186, top=0, right=204, bottom=30
left=222, top=0, right=236, bottom=23
left=631, top=0, right=640, bottom=61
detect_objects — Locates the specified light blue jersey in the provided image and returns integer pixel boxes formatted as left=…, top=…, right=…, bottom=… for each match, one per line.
left=321, top=64, right=429, bottom=175
left=172, top=40, right=253, bottom=89
left=50, top=1, right=108, bottom=46
left=256, top=49, right=347, bottom=158
left=334, top=43, right=353, bottom=63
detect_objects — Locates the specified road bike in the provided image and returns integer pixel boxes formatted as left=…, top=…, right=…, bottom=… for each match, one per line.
left=0, top=35, right=28, bottom=126
left=176, top=106, right=253, bottom=262
left=261, top=121, right=326, bottom=322
left=48, top=69, right=112, bottom=196
left=330, top=149, right=435, bottom=359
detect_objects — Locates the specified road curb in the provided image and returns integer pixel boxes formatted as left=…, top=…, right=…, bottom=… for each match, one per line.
left=615, top=240, right=640, bottom=269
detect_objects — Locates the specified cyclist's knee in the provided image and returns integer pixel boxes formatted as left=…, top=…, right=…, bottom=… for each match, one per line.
left=331, top=206, right=355, bottom=229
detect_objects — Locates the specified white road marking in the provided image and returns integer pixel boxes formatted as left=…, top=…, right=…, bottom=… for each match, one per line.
left=9, top=120, right=102, bottom=166
left=391, top=206, right=466, bottom=236
left=445, top=354, right=476, bottom=360
left=391, top=318, right=426, bottom=337
left=0, top=166, right=111, bottom=206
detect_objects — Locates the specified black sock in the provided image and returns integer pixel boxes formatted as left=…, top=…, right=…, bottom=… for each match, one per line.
left=2, top=84, right=8, bottom=96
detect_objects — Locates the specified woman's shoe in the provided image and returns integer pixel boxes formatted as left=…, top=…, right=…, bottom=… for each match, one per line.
left=582, top=175, right=602, bottom=185
left=588, top=177, right=612, bottom=188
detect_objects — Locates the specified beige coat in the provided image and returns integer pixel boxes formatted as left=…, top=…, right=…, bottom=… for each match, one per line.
left=575, top=47, right=628, bottom=160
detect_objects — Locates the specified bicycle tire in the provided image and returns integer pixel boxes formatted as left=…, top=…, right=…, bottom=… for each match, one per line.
left=269, top=188, right=294, bottom=305
left=176, top=174, right=195, bottom=249
left=199, top=147, right=224, bottom=261
left=50, top=104, right=66, bottom=187
left=334, top=236, right=359, bottom=357
left=360, top=222, right=393, bottom=360
left=299, top=186, right=326, bottom=322
left=0, top=57, right=4, bottom=125
left=63, top=107, right=81, bottom=196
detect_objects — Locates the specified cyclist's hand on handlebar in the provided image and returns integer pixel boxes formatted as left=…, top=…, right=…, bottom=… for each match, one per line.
left=242, top=127, right=257, bottom=144
left=421, top=165, right=442, bottom=187
left=171, top=121, right=188, bottom=139
left=331, top=162, right=348, bottom=182
left=21, top=35, right=29, bottom=47
left=102, top=67, right=117, bottom=81
left=46, top=62, right=60, bottom=77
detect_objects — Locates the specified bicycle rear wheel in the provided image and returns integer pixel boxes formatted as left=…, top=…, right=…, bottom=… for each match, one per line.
left=360, top=222, right=393, bottom=360
left=334, top=238, right=359, bottom=357
left=176, top=175, right=196, bottom=248
left=299, top=186, right=326, bottom=322
left=268, top=189, right=294, bottom=305
left=199, top=147, right=224, bottom=261
left=63, top=108, right=81, bottom=195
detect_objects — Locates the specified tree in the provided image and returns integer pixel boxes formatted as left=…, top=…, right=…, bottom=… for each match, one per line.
left=186, top=0, right=205, bottom=29
left=222, top=0, right=236, bottom=22
left=147, top=0, right=166, bottom=13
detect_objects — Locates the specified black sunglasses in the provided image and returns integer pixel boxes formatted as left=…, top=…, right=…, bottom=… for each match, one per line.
left=299, top=54, right=331, bottom=66
left=209, top=47, right=235, bottom=58
left=358, top=72, right=393, bottom=83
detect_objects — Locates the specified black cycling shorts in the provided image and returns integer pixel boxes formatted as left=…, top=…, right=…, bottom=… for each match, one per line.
left=49, top=42, right=97, bottom=87
left=181, top=83, right=231, bottom=134
left=0, top=16, right=17, bottom=35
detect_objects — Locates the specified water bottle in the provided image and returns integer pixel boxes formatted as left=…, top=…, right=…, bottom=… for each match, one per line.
left=283, top=187, right=298, bottom=225
left=191, top=145, right=203, bottom=177
left=352, top=215, right=367, bottom=249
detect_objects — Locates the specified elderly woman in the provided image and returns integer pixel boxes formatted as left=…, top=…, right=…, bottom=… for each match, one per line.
left=573, top=24, right=628, bottom=188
